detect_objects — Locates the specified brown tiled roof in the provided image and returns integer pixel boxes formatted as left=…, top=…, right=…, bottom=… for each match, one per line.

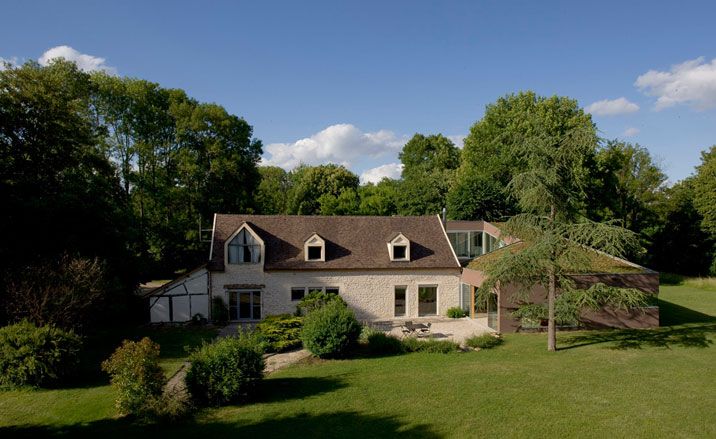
left=209, top=215, right=460, bottom=271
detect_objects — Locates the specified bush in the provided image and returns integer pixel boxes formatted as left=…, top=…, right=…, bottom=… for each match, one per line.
left=255, top=314, right=303, bottom=352
left=186, top=332, right=264, bottom=406
left=465, top=333, right=503, bottom=349
left=211, top=297, right=228, bottom=324
left=296, top=290, right=346, bottom=316
left=301, top=300, right=361, bottom=358
left=446, top=307, right=467, bottom=318
left=0, top=320, right=82, bottom=388
left=5, top=254, right=108, bottom=330
left=511, top=304, right=547, bottom=328
left=142, top=389, right=192, bottom=423
left=401, top=337, right=460, bottom=353
left=101, top=337, right=165, bottom=416
left=365, top=331, right=404, bottom=355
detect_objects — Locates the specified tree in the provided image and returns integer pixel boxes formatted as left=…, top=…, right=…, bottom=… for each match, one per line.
left=692, top=146, right=716, bottom=236
left=480, top=112, right=647, bottom=352
left=0, top=60, right=136, bottom=323
left=589, top=140, right=667, bottom=232
left=287, top=164, right=360, bottom=215
left=397, top=134, right=459, bottom=215
left=456, top=91, right=597, bottom=218
left=446, top=167, right=513, bottom=221
left=358, top=179, right=400, bottom=216
left=256, top=166, right=291, bottom=214
left=650, top=179, right=715, bottom=276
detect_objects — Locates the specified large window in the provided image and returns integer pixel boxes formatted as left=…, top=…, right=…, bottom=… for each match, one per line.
left=394, top=286, right=406, bottom=317
left=418, top=285, right=437, bottom=316
left=460, top=283, right=472, bottom=314
left=228, top=229, right=261, bottom=264
left=228, top=290, right=261, bottom=320
left=447, top=231, right=501, bottom=258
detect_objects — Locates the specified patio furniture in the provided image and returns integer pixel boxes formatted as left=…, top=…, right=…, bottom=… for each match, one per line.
left=401, top=321, right=415, bottom=337
left=418, top=323, right=432, bottom=337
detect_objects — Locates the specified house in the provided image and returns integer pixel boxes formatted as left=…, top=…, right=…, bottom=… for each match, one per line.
left=146, top=215, right=659, bottom=332
left=148, top=214, right=462, bottom=322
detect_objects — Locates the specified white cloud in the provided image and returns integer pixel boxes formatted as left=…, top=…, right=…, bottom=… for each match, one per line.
left=0, top=56, right=19, bottom=70
left=585, top=97, right=639, bottom=116
left=262, top=124, right=406, bottom=170
left=635, top=57, right=716, bottom=110
left=360, top=163, right=403, bottom=184
left=38, top=45, right=117, bottom=74
left=623, top=127, right=640, bottom=137
left=447, top=134, right=465, bottom=148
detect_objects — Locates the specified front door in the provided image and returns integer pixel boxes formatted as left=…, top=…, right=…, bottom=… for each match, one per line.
left=229, top=290, right=261, bottom=320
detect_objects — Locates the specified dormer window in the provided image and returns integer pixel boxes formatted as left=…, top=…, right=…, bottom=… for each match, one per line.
left=389, top=233, right=410, bottom=261
left=227, top=226, right=261, bottom=264
left=304, top=233, right=325, bottom=262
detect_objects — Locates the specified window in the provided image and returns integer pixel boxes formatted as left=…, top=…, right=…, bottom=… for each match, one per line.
left=304, top=234, right=325, bottom=261
left=389, top=233, right=410, bottom=261
left=228, top=228, right=261, bottom=264
left=325, top=287, right=340, bottom=295
left=307, top=246, right=322, bottom=261
left=394, top=286, right=406, bottom=317
left=291, top=288, right=305, bottom=301
left=228, top=290, right=261, bottom=320
left=393, top=245, right=407, bottom=260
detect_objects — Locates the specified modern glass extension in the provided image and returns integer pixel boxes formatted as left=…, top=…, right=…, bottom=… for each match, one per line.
left=447, top=230, right=503, bottom=259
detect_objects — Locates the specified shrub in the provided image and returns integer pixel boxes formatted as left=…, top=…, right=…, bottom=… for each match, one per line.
left=511, top=304, right=547, bottom=328
left=256, top=314, right=303, bottom=352
left=186, top=332, right=264, bottom=406
left=301, top=300, right=361, bottom=358
left=296, top=290, right=346, bottom=316
left=365, top=331, right=404, bottom=355
left=401, top=337, right=460, bottom=353
left=446, top=307, right=467, bottom=318
left=0, top=320, right=82, bottom=388
left=5, top=254, right=108, bottom=330
left=101, top=337, right=165, bottom=416
left=211, top=297, right=228, bottom=324
left=142, top=389, right=192, bottom=423
left=465, top=333, right=503, bottom=349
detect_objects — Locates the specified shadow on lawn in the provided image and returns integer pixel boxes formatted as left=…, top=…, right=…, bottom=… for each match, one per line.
left=1, top=411, right=439, bottom=439
left=255, top=376, right=348, bottom=404
left=561, top=299, right=716, bottom=351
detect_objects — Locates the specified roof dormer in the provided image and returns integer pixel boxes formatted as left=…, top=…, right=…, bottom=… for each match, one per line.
left=225, top=222, right=264, bottom=265
left=304, top=233, right=325, bottom=262
left=388, top=233, right=410, bottom=262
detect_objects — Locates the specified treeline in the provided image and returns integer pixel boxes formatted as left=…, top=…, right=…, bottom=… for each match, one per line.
left=0, top=60, right=262, bottom=325
left=257, top=93, right=716, bottom=276
left=1, top=61, right=714, bottom=329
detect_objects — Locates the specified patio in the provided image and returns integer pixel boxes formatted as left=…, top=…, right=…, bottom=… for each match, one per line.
left=368, top=317, right=494, bottom=344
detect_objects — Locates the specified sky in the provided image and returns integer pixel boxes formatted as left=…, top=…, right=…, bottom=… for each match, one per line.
left=2, top=0, right=716, bottom=184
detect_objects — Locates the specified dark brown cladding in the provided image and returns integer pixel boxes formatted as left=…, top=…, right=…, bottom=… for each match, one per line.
left=209, top=214, right=461, bottom=271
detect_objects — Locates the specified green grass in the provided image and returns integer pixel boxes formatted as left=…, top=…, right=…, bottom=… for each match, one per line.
left=2, top=286, right=716, bottom=438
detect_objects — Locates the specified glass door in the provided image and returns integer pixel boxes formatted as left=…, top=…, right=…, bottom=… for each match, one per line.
left=229, top=290, right=262, bottom=320
left=418, top=286, right=437, bottom=316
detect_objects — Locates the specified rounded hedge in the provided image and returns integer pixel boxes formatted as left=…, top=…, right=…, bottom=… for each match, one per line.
left=0, top=320, right=82, bottom=388
left=446, top=307, right=467, bottom=318
left=185, top=332, right=264, bottom=406
left=300, top=300, right=361, bottom=358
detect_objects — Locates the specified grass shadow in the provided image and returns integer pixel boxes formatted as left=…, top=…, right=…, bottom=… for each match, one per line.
left=659, top=299, right=716, bottom=326
left=0, top=411, right=439, bottom=439
left=256, top=376, right=348, bottom=404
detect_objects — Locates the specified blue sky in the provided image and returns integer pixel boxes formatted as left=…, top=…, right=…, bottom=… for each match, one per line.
left=2, top=0, right=715, bottom=183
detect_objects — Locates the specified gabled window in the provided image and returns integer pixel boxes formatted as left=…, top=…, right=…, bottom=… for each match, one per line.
left=304, top=233, right=325, bottom=262
left=388, top=233, right=410, bottom=262
left=227, top=225, right=262, bottom=264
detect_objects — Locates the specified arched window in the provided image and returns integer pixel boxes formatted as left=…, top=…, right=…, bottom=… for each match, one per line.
left=228, top=228, right=261, bottom=264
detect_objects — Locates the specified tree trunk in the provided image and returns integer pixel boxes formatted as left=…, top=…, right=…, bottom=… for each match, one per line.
left=547, top=203, right=557, bottom=352
left=547, top=268, right=557, bottom=351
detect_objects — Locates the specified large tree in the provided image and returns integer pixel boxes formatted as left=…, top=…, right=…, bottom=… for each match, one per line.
left=479, top=112, right=647, bottom=352
left=255, top=166, right=291, bottom=214
left=0, top=60, right=136, bottom=323
left=692, top=146, right=716, bottom=236
left=397, top=134, right=459, bottom=216
left=286, top=164, right=360, bottom=215
left=454, top=91, right=597, bottom=219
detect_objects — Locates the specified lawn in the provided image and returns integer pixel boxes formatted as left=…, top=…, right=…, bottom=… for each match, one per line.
left=1, top=285, right=715, bottom=438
